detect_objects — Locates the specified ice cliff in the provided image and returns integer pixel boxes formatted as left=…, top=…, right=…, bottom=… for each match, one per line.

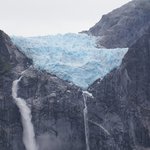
left=12, top=33, right=128, bottom=89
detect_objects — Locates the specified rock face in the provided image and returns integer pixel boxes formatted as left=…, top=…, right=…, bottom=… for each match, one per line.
left=0, top=30, right=31, bottom=150
left=18, top=69, right=85, bottom=150
left=1, top=24, right=150, bottom=150
left=83, top=0, right=150, bottom=48
left=0, top=30, right=86, bottom=150
left=87, top=29, right=150, bottom=150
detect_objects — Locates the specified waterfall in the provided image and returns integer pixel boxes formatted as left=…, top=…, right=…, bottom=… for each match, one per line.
left=12, top=76, right=38, bottom=150
left=82, top=91, right=93, bottom=150
left=88, top=120, right=110, bottom=136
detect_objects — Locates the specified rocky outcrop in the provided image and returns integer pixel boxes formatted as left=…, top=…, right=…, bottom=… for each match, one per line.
left=0, top=30, right=31, bottom=150
left=18, top=69, right=85, bottom=150
left=1, top=24, right=150, bottom=150
left=83, top=0, right=150, bottom=48
left=0, top=30, right=86, bottom=150
left=87, top=29, right=150, bottom=150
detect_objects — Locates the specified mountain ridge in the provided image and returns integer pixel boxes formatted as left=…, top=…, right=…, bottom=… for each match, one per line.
left=83, top=0, right=150, bottom=48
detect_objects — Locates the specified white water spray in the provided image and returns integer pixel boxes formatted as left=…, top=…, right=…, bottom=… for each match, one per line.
left=88, top=120, right=110, bottom=136
left=82, top=91, right=93, bottom=150
left=12, top=76, right=38, bottom=150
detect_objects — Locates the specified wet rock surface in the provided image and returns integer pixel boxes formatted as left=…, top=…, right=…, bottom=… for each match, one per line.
left=1, top=22, right=150, bottom=150
left=0, top=30, right=30, bottom=150
left=88, top=30, right=150, bottom=150
left=18, top=69, right=85, bottom=150
left=0, top=30, right=85, bottom=150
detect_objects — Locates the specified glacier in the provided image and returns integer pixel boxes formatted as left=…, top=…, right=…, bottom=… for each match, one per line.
left=11, top=33, right=128, bottom=89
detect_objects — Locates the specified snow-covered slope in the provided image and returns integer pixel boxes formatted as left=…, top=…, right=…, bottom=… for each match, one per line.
left=12, top=33, right=128, bottom=89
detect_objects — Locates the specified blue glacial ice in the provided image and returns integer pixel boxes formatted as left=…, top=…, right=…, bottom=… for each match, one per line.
left=11, top=33, right=128, bottom=89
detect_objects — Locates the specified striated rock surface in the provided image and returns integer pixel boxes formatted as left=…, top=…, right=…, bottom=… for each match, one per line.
left=18, top=69, right=85, bottom=150
left=83, top=0, right=150, bottom=48
left=0, top=30, right=86, bottom=150
left=88, top=29, right=150, bottom=150
left=0, top=30, right=31, bottom=150
left=1, top=15, right=150, bottom=150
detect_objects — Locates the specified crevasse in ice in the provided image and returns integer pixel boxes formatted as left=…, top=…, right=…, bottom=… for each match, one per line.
left=11, top=33, right=128, bottom=89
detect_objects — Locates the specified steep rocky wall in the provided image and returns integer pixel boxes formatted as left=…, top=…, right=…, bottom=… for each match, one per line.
left=0, top=30, right=86, bottom=150
left=1, top=25, right=150, bottom=150
left=0, top=30, right=31, bottom=150
left=88, top=30, right=150, bottom=150
left=18, top=69, right=85, bottom=150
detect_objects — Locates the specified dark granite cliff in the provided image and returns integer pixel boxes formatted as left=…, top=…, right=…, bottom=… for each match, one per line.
left=1, top=2, right=150, bottom=148
left=83, top=0, right=150, bottom=48
left=1, top=29, right=150, bottom=150
left=88, top=29, right=150, bottom=150
left=0, top=30, right=86, bottom=150
left=0, top=30, right=31, bottom=150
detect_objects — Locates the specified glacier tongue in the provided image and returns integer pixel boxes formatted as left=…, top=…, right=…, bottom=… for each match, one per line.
left=11, top=33, right=128, bottom=89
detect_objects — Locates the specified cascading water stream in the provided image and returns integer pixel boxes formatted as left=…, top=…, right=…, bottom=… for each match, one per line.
left=82, top=91, right=93, bottom=150
left=88, top=120, right=110, bottom=136
left=12, top=75, right=38, bottom=150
